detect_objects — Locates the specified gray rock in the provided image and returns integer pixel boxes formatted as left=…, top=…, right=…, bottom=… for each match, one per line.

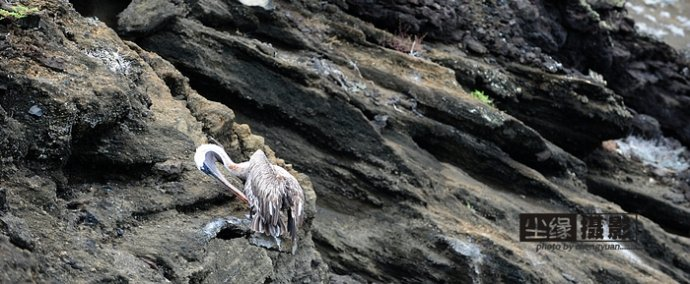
left=118, top=0, right=185, bottom=35
left=464, top=37, right=488, bottom=54
left=663, top=192, right=687, bottom=204
left=152, top=159, right=184, bottom=179
left=0, top=188, right=5, bottom=213
left=372, top=114, right=388, bottom=130
left=0, top=215, right=35, bottom=251
left=27, top=105, right=43, bottom=117
left=631, top=114, right=663, bottom=139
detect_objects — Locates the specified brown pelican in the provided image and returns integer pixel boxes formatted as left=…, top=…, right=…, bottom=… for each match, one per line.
left=194, top=144, right=305, bottom=253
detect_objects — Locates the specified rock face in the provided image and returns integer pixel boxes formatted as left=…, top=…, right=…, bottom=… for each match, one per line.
left=0, top=0, right=688, bottom=283
left=0, top=1, right=326, bottom=282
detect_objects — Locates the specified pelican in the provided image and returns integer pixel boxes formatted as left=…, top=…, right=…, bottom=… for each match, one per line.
left=194, top=144, right=305, bottom=254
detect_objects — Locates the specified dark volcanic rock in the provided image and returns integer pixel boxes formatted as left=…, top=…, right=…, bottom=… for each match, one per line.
left=631, top=114, right=663, bottom=139
left=0, top=215, right=36, bottom=251
left=0, top=8, right=152, bottom=172
left=336, top=0, right=467, bottom=42
left=0, top=1, right=326, bottom=282
left=0, top=188, right=6, bottom=213
left=432, top=54, right=630, bottom=156
left=117, top=0, right=184, bottom=35
left=586, top=148, right=690, bottom=240
left=342, top=0, right=690, bottom=151
left=340, top=0, right=633, bottom=156
left=0, top=0, right=689, bottom=283
left=115, top=0, right=689, bottom=282
left=551, top=1, right=690, bottom=147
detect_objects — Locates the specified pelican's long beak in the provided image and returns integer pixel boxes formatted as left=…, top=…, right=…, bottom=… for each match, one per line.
left=206, top=164, right=249, bottom=203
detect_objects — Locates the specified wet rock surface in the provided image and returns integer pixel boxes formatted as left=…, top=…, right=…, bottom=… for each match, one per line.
left=0, top=0, right=688, bottom=283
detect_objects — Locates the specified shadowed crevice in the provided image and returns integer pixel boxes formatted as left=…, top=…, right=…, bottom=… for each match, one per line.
left=69, top=0, right=132, bottom=29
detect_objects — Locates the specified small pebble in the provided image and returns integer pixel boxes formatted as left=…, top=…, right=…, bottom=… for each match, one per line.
left=28, top=105, right=43, bottom=117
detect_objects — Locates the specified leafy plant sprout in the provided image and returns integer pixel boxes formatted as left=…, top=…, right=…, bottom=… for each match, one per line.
left=465, top=200, right=475, bottom=212
left=471, top=89, right=493, bottom=106
left=0, top=4, right=39, bottom=20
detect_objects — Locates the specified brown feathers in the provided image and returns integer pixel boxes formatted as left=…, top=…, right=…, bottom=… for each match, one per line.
left=244, top=150, right=305, bottom=254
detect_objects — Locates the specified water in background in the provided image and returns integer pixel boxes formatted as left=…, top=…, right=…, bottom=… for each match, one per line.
left=626, top=0, right=690, bottom=50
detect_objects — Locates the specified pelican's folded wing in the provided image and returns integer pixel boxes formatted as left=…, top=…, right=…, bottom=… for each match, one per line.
left=281, top=169, right=304, bottom=254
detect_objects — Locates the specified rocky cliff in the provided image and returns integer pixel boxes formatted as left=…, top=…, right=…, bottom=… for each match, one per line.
left=1, top=0, right=689, bottom=283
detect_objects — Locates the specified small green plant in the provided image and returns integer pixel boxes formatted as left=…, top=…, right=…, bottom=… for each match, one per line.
left=0, top=4, right=39, bottom=20
left=470, top=89, right=493, bottom=106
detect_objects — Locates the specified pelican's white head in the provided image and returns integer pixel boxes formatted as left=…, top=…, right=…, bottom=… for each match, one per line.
left=194, top=144, right=248, bottom=203
left=194, top=144, right=226, bottom=172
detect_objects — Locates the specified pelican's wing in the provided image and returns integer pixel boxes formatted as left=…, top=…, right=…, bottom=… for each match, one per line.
left=276, top=167, right=305, bottom=254
left=248, top=150, right=285, bottom=238
left=252, top=149, right=276, bottom=175
left=243, top=171, right=257, bottom=211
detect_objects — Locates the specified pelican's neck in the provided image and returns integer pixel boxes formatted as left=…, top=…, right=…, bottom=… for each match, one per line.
left=232, top=161, right=251, bottom=179
left=216, top=150, right=249, bottom=179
